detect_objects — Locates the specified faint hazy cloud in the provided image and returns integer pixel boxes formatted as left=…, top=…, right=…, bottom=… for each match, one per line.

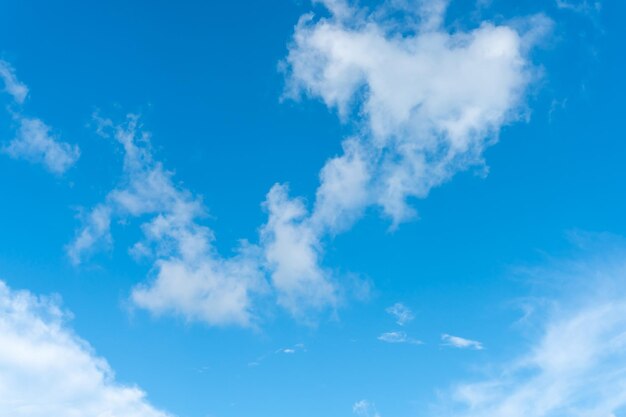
left=386, top=302, right=414, bottom=325
left=68, top=114, right=267, bottom=327
left=353, top=399, right=381, bottom=417
left=378, top=331, right=423, bottom=345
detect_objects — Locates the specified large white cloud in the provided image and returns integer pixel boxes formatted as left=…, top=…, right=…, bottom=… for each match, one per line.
left=0, top=60, right=79, bottom=174
left=0, top=280, right=173, bottom=417
left=264, top=0, right=550, bottom=312
left=284, top=0, right=550, bottom=223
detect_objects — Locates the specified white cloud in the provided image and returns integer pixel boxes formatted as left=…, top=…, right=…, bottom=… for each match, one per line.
left=0, top=60, right=79, bottom=174
left=68, top=114, right=267, bottom=327
left=378, top=331, right=422, bottom=345
left=261, top=183, right=337, bottom=317
left=246, top=0, right=551, bottom=319
left=353, top=399, right=381, bottom=417
left=386, top=302, right=414, bottom=325
left=0, top=60, right=28, bottom=103
left=441, top=333, right=484, bottom=350
left=285, top=0, right=550, bottom=225
left=3, top=117, right=80, bottom=175
left=0, top=280, right=173, bottom=417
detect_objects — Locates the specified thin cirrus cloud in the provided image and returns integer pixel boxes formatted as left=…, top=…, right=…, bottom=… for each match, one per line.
left=69, top=0, right=551, bottom=327
left=0, top=280, right=173, bottom=417
left=441, top=334, right=484, bottom=350
left=441, top=247, right=626, bottom=417
left=0, top=60, right=79, bottom=175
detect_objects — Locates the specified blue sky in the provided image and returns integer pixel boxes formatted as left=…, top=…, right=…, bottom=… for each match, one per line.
left=1, top=0, right=626, bottom=416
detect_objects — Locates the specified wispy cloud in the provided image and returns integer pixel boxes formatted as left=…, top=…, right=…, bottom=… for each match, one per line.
left=249, top=343, right=306, bottom=366
left=0, top=60, right=79, bottom=174
left=353, top=399, right=381, bottom=417
left=68, top=114, right=266, bottom=327
left=441, top=334, right=484, bottom=350
left=378, top=331, right=422, bottom=345
left=386, top=302, right=414, bottom=326
left=0, top=280, right=173, bottom=417
left=0, top=60, right=28, bottom=103
left=3, top=117, right=80, bottom=175
left=276, top=343, right=306, bottom=355
left=556, top=0, right=601, bottom=14
left=438, top=239, right=626, bottom=417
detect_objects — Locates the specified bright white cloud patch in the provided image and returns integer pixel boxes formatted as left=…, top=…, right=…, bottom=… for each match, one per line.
left=0, top=60, right=79, bottom=174
left=386, top=302, right=414, bottom=325
left=0, top=280, right=172, bottom=417
left=251, top=0, right=551, bottom=320
left=441, top=334, right=484, bottom=350
left=285, top=0, right=550, bottom=225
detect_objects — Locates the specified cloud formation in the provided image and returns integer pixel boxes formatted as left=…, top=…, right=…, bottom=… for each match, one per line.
left=4, top=117, right=80, bottom=175
left=0, top=280, right=172, bottom=417
left=0, top=60, right=79, bottom=174
left=68, top=114, right=266, bottom=327
left=441, top=334, right=484, bottom=350
left=285, top=0, right=550, bottom=224
left=378, top=331, right=422, bottom=345
left=386, top=302, right=414, bottom=326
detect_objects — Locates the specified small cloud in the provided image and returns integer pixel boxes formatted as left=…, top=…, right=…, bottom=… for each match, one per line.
left=441, top=334, right=484, bottom=350
left=0, top=60, right=28, bottom=103
left=378, top=331, right=422, bottom=345
left=353, top=400, right=380, bottom=417
left=276, top=343, right=306, bottom=355
left=3, top=116, right=80, bottom=174
left=385, top=302, right=414, bottom=326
